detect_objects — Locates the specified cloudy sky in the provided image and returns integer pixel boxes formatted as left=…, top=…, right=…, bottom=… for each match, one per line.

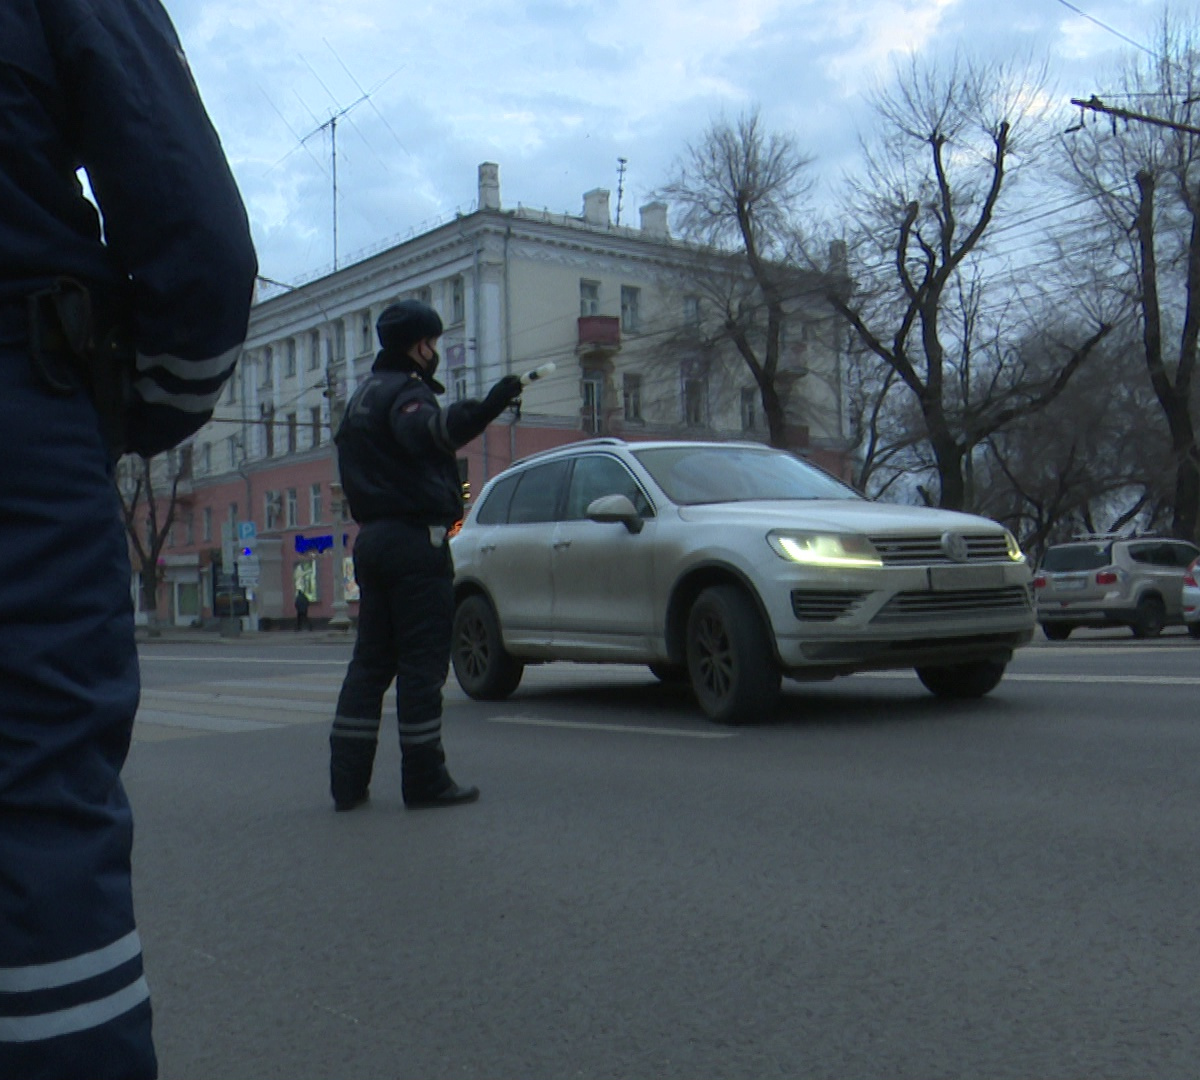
left=165, top=0, right=1164, bottom=288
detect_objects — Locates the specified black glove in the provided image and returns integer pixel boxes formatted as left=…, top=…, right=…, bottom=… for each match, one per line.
left=480, top=374, right=523, bottom=421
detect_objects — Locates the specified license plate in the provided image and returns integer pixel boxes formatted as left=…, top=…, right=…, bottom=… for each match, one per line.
left=929, top=565, right=1005, bottom=591
left=1054, top=577, right=1087, bottom=591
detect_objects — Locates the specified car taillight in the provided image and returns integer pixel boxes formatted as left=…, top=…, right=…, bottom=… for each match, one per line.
left=1185, top=570, right=1198, bottom=588
left=1033, top=575, right=1047, bottom=589
left=1095, top=570, right=1118, bottom=586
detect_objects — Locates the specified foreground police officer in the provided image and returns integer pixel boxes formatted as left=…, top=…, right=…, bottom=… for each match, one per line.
left=0, top=3, right=256, bottom=1078
left=330, top=301, right=522, bottom=811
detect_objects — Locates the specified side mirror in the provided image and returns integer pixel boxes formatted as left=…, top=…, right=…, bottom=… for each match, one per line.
left=586, top=493, right=644, bottom=534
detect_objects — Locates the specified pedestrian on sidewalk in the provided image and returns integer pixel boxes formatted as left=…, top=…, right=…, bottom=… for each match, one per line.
left=328, top=300, right=522, bottom=811
left=0, top=2, right=256, bottom=1077
left=294, top=589, right=311, bottom=631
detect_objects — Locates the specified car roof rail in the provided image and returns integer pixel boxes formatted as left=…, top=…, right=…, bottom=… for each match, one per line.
left=510, top=437, right=627, bottom=468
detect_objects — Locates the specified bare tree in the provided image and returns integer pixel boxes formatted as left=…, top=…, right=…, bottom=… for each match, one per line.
left=1064, top=15, right=1200, bottom=541
left=116, top=450, right=190, bottom=632
left=660, top=111, right=836, bottom=449
left=828, top=55, right=1113, bottom=510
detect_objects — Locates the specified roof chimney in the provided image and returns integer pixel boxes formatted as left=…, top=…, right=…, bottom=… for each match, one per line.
left=639, top=201, right=670, bottom=239
left=582, top=188, right=610, bottom=227
left=478, top=162, right=500, bottom=211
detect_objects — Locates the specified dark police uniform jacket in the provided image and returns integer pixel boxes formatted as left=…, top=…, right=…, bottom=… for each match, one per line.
left=336, top=361, right=488, bottom=530
left=0, top=0, right=257, bottom=456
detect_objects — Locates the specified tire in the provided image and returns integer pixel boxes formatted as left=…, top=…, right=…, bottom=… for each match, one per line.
left=1130, top=596, right=1166, bottom=639
left=916, top=659, right=1007, bottom=699
left=1041, top=624, right=1072, bottom=641
left=1189, top=623, right=1200, bottom=640
left=685, top=584, right=780, bottom=725
left=648, top=662, right=689, bottom=684
left=451, top=594, right=524, bottom=700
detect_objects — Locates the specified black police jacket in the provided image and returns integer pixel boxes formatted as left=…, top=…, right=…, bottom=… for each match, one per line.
left=0, top=0, right=257, bottom=456
left=336, top=363, right=467, bottom=528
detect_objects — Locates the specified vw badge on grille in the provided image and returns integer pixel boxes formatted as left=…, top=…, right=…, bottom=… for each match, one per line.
left=940, top=532, right=969, bottom=562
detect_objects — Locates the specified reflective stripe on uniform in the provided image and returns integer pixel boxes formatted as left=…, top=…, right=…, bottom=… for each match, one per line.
left=332, top=715, right=381, bottom=741
left=398, top=718, right=441, bottom=746
left=0, top=931, right=149, bottom=1043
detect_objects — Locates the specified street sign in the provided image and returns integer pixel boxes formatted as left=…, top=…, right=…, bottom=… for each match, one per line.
left=237, top=521, right=257, bottom=542
left=235, top=554, right=261, bottom=587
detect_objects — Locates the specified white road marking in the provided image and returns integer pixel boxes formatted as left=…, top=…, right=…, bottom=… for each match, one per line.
left=489, top=716, right=733, bottom=738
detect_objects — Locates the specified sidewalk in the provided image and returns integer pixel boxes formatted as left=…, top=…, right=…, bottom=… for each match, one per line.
left=135, top=625, right=355, bottom=646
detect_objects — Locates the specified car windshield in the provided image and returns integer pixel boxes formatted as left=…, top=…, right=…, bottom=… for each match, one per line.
left=1042, top=543, right=1112, bottom=572
left=633, top=445, right=862, bottom=505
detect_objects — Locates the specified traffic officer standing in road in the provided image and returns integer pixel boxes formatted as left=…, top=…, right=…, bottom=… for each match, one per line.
left=330, top=300, right=523, bottom=811
left=0, top=3, right=256, bottom=1078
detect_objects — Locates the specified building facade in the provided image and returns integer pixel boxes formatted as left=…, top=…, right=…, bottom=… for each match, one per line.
left=125, top=163, right=851, bottom=628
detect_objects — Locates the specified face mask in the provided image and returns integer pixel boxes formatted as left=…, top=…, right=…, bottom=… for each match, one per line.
left=418, top=342, right=440, bottom=379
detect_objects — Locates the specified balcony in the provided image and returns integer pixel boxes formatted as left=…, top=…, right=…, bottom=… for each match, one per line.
left=577, top=315, right=620, bottom=351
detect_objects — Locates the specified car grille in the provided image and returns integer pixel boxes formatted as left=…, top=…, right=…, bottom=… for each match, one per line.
left=791, top=589, right=869, bottom=622
left=871, top=586, right=1032, bottom=623
left=868, top=533, right=1010, bottom=565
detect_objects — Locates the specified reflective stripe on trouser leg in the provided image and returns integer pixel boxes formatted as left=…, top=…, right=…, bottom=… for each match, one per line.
left=329, top=715, right=381, bottom=802
left=0, top=347, right=156, bottom=1080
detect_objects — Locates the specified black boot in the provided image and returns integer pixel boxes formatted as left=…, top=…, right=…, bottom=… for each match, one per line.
left=402, top=742, right=479, bottom=809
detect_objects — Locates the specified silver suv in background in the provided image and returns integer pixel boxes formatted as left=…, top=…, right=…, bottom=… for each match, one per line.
left=449, top=439, right=1034, bottom=724
left=1034, top=535, right=1200, bottom=640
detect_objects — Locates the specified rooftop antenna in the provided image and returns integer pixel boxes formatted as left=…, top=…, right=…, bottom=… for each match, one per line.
left=615, top=157, right=628, bottom=226
left=300, top=91, right=371, bottom=271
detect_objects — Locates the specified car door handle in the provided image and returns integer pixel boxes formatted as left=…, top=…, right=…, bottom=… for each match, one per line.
left=553, top=540, right=571, bottom=550
left=479, top=543, right=496, bottom=553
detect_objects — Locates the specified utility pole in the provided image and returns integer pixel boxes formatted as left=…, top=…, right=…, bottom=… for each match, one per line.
left=325, top=367, right=351, bottom=631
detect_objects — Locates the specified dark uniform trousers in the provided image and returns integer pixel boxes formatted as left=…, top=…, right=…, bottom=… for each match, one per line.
left=0, top=333, right=155, bottom=1079
left=330, top=520, right=456, bottom=803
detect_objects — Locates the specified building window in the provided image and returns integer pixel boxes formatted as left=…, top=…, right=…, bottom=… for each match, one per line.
left=262, top=404, right=275, bottom=457
left=741, top=387, right=759, bottom=431
left=203, top=507, right=212, bottom=542
left=265, top=491, right=280, bottom=531
left=286, top=412, right=298, bottom=454
left=360, top=312, right=372, bottom=355
left=683, top=295, right=701, bottom=328
left=200, top=443, right=212, bottom=474
left=309, top=330, right=321, bottom=370
left=227, top=435, right=240, bottom=467
left=225, top=370, right=238, bottom=404
left=451, top=276, right=465, bottom=324
left=311, top=405, right=323, bottom=447
left=285, top=339, right=297, bottom=378
left=416, top=286, right=432, bottom=305
left=621, top=286, right=640, bottom=332
left=166, top=523, right=175, bottom=549
left=580, top=280, right=600, bottom=317
left=260, top=347, right=273, bottom=389
left=582, top=371, right=604, bottom=434
left=285, top=488, right=298, bottom=528
left=331, top=319, right=345, bottom=362
left=453, top=369, right=468, bottom=402
left=184, top=515, right=194, bottom=546
left=229, top=502, right=238, bottom=526
left=623, top=373, right=642, bottom=423
left=310, top=483, right=323, bottom=524
left=684, top=376, right=708, bottom=427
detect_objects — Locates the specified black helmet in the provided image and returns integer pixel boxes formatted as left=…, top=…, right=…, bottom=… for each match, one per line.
left=376, top=300, right=443, bottom=352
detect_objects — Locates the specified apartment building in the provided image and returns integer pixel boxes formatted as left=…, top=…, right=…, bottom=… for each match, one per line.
left=129, top=163, right=850, bottom=628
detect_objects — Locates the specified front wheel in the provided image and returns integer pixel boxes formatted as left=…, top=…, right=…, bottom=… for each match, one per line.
left=685, top=585, right=780, bottom=725
left=916, top=659, right=1006, bottom=699
left=1188, top=622, right=1200, bottom=640
left=1130, top=596, right=1166, bottom=639
left=451, top=594, right=524, bottom=700
left=1041, top=624, right=1072, bottom=641
left=648, top=662, right=689, bottom=684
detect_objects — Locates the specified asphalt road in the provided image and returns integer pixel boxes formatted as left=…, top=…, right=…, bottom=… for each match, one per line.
left=126, top=632, right=1200, bottom=1080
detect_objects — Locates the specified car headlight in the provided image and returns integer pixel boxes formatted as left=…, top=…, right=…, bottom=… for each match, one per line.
left=767, top=531, right=883, bottom=568
left=1004, top=530, right=1026, bottom=563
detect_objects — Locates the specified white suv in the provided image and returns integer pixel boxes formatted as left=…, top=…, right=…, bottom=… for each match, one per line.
left=449, top=439, right=1035, bottom=724
left=1034, top=535, right=1200, bottom=640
